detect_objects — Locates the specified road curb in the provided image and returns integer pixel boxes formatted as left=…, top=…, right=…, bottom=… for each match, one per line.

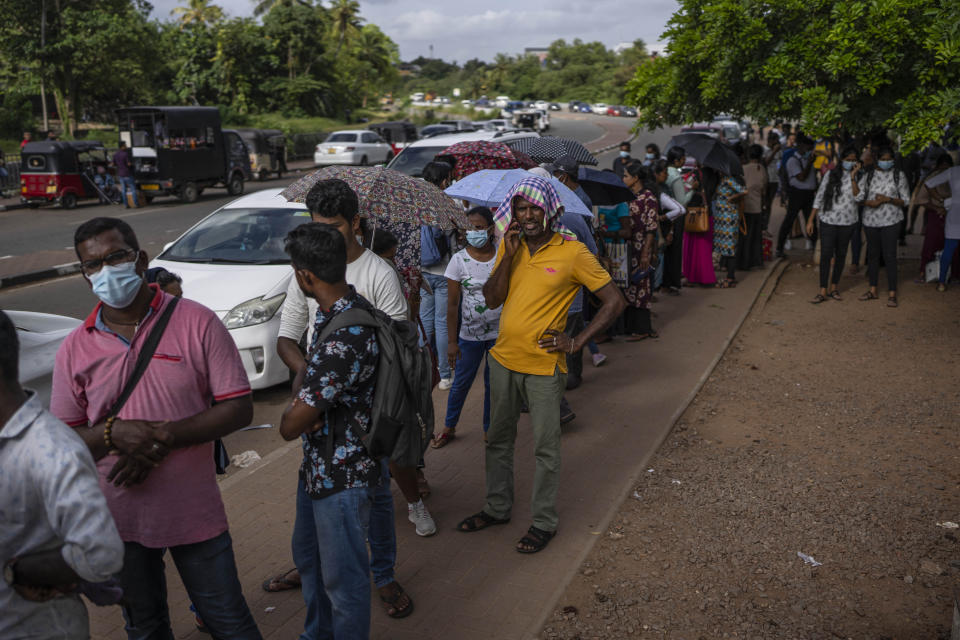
left=591, top=129, right=639, bottom=155
left=0, top=262, right=81, bottom=290
left=526, top=257, right=786, bottom=640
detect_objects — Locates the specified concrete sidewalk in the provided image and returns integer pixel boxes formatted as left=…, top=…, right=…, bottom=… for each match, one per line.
left=85, top=237, right=786, bottom=638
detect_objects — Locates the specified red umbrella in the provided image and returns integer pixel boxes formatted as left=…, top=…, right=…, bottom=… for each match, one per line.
left=438, top=140, right=529, bottom=180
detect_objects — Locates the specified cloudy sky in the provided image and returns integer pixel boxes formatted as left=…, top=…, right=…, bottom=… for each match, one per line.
left=149, top=0, right=678, bottom=62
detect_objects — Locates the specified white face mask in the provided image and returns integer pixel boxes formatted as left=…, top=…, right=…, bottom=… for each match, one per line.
left=90, top=260, right=143, bottom=309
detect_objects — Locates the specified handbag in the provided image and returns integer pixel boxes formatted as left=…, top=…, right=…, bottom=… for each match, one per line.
left=684, top=204, right=709, bottom=233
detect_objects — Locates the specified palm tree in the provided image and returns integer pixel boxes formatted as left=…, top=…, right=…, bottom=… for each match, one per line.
left=252, top=0, right=312, bottom=16
left=171, top=0, right=224, bottom=29
left=353, top=25, right=397, bottom=106
left=328, top=0, right=363, bottom=59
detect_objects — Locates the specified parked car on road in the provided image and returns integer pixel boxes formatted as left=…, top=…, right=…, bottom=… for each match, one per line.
left=591, top=103, right=609, bottom=115
left=534, top=100, right=549, bottom=111
left=419, top=124, right=457, bottom=138
left=439, top=120, right=477, bottom=132
left=620, top=106, right=638, bottom=117
left=549, top=102, right=561, bottom=111
left=387, top=129, right=539, bottom=177
left=681, top=121, right=742, bottom=146
left=313, top=130, right=393, bottom=166
left=150, top=189, right=310, bottom=389
left=606, top=105, right=623, bottom=117
left=11, top=310, right=81, bottom=406
left=367, top=121, right=418, bottom=156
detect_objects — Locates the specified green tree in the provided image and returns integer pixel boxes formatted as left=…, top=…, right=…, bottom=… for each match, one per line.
left=171, top=0, right=224, bottom=29
left=328, top=0, right=362, bottom=59
left=627, top=0, right=959, bottom=150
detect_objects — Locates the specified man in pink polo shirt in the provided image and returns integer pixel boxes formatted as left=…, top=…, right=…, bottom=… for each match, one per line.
left=51, top=217, right=262, bottom=640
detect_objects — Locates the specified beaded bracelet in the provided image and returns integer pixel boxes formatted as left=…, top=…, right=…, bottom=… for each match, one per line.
left=104, top=416, right=116, bottom=451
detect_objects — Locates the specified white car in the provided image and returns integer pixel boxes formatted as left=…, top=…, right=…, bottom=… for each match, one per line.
left=10, top=310, right=82, bottom=407
left=534, top=100, right=549, bottom=111
left=591, top=103, right=609, bottom=115
left=387, top=128, right=539, bottom=177
left=314, top=130, right=393, bottom=167
left=150, top=189, right=311, bottom=390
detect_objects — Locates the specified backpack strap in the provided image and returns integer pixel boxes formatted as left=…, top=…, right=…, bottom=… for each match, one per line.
left=316, top=307, right=379, bottom=344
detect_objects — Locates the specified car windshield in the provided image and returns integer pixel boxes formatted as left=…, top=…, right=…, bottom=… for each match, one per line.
left=326, top=133, right=357, bottom=143
left=160, top=207, right=311, bottom=264
left=387, top=146, right=445, bottom=176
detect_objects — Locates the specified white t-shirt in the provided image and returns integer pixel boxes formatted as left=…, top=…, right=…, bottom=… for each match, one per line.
left=278, top=248, right=408, bottom=344
left=444, top=248, right=500, bottom=342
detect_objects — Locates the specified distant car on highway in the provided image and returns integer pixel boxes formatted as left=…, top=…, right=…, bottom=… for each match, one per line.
left=387, top=129, right=539, bottom=177
left=534, top=100, right=549, bottom=111
left=150, top=189, right=311, bottom=389
left=620, top=106, right=638, bottom=117
left=605, top=105, right=623, bottom=117
left=10, top=310, right=81, bottom=406
left=313, top=130, right=393, bottom=166
left=549, top=102, right=561, bottom=111
left=591, top=103, right=608, bottom=115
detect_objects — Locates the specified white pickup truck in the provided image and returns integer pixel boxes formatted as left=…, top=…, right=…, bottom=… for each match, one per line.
left=511, top=108, right=550, bottom=132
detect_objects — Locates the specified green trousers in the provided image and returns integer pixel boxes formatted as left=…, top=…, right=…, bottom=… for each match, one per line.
left=484, top=356, right=566, bottom=532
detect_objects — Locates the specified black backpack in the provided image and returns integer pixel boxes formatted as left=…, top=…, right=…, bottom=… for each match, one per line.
left=317, top=307, right=435, bottom=467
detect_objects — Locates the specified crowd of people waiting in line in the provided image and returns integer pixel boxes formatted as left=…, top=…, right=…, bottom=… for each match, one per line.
left=3, top=120, right=958, bottom=640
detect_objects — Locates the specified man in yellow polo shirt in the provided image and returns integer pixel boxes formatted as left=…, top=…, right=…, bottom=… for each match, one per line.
left=455, top=176, right=625, bottom=554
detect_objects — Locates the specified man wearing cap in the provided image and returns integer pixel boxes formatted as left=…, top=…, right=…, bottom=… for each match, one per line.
left=455, top=177, right=624, bottom=554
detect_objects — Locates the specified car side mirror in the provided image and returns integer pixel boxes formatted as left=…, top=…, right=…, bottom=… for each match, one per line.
left=163, top=242, right=174, bottom=252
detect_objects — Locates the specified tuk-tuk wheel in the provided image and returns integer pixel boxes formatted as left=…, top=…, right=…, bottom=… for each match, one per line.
left=60, top=193, right=78, bottom=210
left=180, top=182, right=199, bottom=203
left=227, top=173, right=245, bottom=196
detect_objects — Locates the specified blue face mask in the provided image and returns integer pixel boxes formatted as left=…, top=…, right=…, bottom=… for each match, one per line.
left=90, top=260, right=143, bottom=309
left=645, top=153, right=655, bottom=160
left=465, top=229, right=490, bottom=248
left=842, top=160, right=856, bottom=171
left=877, top=160, right=895, bottom=171
left=619, top=151, right=630, bottom=158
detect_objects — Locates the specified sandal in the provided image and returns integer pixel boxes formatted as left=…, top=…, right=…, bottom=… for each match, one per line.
left=430, top=431, right=455, bottom=449
left=625, top=333, right=649, bottom=342
left=379, top=581, right=414, bottom=619
left=457, top=511, right=510, bottom=532
left=811, top=294, right=827, bottom=304
left=715, top=278, right=736, bottom=289
left=858, top=291, right=878, bottom=301
left=262, top=568, right=301, bottom=593
left=887, top=295, right=898, bottom=308
left=516, top=525, right=556, bottom=554
left=937, top=283, right=947, bottom=292
left=828, top=291, right=843, bottom=301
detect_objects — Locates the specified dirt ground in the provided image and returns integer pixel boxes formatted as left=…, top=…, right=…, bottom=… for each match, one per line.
left=541, top=258, right=960, bottom=640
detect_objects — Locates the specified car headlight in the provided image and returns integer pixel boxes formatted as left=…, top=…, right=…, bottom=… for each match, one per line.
left=222, top=293, right=285, bottom=330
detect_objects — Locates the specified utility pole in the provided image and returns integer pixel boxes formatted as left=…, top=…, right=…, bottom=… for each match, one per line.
left=429, top=44, right=434, bottom=59
left=40, top=0, right=49, bottom=132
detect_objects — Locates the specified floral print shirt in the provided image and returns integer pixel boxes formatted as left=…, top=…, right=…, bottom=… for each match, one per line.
left=298, top=287, right=380, bottom=499
left=861, top=168, right=910, bottom=228
left=813, top=172, right=864, bottom=226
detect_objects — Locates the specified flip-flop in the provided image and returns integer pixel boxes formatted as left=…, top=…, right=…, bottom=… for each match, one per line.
left=858, top=291, right=878, bottom=301
left=430, top=432, right=455, bottom=449
left=262, top=568, right=300, bottom=593
left=828, top=291, right=843, bottom=301
left=811, top=294, right=827, bottom=304
left=379, top=581, right=414, bottom=619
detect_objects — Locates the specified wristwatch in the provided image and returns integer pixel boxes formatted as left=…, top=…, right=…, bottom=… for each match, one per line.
left=3, top=560, right=17, bottom=586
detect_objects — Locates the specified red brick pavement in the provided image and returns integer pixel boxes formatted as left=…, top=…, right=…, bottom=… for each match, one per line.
left=86, top=243, right=782, bottom=639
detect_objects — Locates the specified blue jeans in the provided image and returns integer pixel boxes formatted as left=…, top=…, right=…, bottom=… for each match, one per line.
left=368, top=459, right=396, bottom=589
left=119, top=531, right=261, bottom=640
left=419, top=272, right=450, bottom=379
left=292, top=483, right=372, bottom=640
left=445, top=338, right=495, bottom=431
left=941, top=237, right=959, bottom=283
left=119, top=175, right=139, bottom=207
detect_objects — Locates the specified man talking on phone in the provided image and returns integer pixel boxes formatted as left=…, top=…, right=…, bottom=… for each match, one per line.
left=455, top=176, right=625, bottom=554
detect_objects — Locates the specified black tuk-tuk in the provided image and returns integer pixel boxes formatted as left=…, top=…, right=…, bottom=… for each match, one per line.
left=236, top=129, right=287, bottom=181
left=367, top=121, right=418, bottom=156
left=115, top=106, right=250, bottom=203
left=19, top=141, right=111, bottom=209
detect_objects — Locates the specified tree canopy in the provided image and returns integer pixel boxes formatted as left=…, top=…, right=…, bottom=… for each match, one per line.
left=0, top=0, right=399, bottom=137
left=627, top=0, right=959, bottom=150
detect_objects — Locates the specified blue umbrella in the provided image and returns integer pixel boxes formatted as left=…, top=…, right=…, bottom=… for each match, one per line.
left=444, top=169, right=593, bottom=217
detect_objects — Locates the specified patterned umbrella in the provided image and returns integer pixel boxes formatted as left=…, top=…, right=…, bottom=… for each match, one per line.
left=506, top=136, right=598, bottom=166
left=437, top=140, right=528, bottom=180
left=279, top=165, right=470, bottom=230
left=510, top=150, right=539, bottom=170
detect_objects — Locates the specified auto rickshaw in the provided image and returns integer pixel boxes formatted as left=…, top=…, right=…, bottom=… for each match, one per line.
left=367, top=121, right=418, bottom=156
left=236, top=129, right=287, bottom=181
left=19, top=141, right=111, bottom=209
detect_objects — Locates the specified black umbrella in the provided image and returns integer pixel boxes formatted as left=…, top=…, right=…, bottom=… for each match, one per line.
left=576, top=167, right=635, bottom=206
left=506, top=136, right=598, bottom=166
left=666, top=133, right=742, bottom=177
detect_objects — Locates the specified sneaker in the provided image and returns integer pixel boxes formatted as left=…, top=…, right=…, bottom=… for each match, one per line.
left=784, top=239, right=792, bottom=250
left=438, top=377, right=452, bottom=390
left=407, top=500, right=437, bottom=537
left=804, top=239, right=813, bottom=250
left=592, top=353, right=607, bottom=367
